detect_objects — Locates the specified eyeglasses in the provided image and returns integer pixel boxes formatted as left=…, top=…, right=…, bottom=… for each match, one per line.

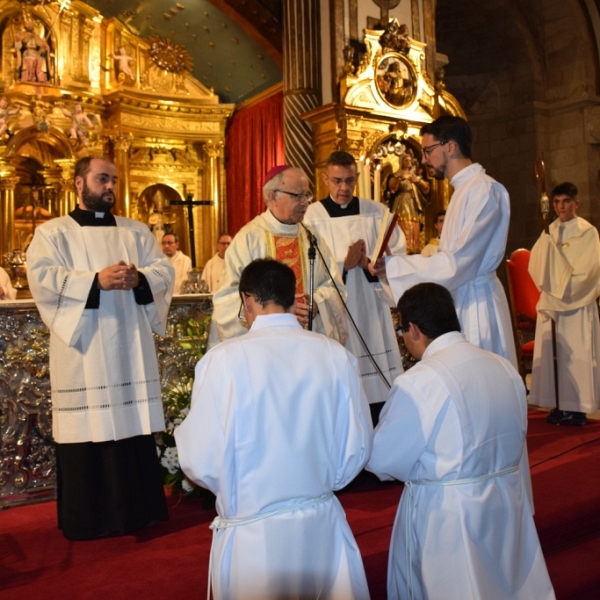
left=238, top=299, right=248, bottom=326
left=275, top=189, right=314, bottom=203
left=422, top=142, right=446, bottom=157
left=327, top=177, right=357, bottom=187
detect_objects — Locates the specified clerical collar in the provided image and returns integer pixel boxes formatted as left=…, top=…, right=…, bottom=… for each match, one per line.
left=320, top=195, right=360, bottom=217
left=267, top=208, right=298, bottom=228
left=69, top=206, right=117, bottom=227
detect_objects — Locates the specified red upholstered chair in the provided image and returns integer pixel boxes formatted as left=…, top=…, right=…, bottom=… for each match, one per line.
left=506, top=248, right=540, bottom=382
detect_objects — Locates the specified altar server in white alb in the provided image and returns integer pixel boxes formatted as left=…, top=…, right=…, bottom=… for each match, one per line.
left=161, top=232, right=192, bottom=294
left=304, top=151, right=405, bottom=422
left=176, top=258, right=372, bottom=600
left=529, top=182, right=600, bottom=426
left=209, top=165, right=347, bottom=345
left=367, top=282, right=555, bottom=600
left=371, top=115, right=517, bottom=367
left=201, top=233, right=232, bottom=292
left=27, top=156, right=174, bottom=540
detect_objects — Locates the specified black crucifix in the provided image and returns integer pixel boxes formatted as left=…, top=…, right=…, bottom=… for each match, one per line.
left=169, top=193, right=213, bottom=268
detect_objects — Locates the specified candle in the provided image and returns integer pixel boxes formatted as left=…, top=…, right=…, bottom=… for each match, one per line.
left=374, top=163, right=381, bottom=203
left=358, top=156, right=366, bottom=199
left=364, top=158, right=371, bottom=199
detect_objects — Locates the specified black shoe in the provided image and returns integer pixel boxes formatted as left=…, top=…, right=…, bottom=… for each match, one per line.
left=546, top=409, right=572, bottom=424
left=571, top=412, right=588, bottom=426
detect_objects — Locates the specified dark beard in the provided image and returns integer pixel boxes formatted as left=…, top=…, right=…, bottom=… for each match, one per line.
left=81, top=181, right=115, bottom=212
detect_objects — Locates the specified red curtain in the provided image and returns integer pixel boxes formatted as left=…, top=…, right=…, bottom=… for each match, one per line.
left=225, top=90, right=285, bottom=236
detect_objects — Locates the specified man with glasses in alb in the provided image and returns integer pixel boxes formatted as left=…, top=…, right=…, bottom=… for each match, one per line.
left=371, top=115, right=517, bottom=367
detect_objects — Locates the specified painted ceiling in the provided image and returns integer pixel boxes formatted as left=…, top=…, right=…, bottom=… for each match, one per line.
left=84, top=0, right=283, bottom=104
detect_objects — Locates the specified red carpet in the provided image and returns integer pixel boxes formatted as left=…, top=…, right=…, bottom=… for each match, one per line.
left=1, top=409, right=599, bottom=599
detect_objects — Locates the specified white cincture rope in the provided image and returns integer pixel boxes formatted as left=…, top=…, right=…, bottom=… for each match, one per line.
left=403, top=465, right=520, bottom=600
left=206, top=492, right=334, bottom=600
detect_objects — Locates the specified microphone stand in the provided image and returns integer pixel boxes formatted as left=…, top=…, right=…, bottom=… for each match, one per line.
left=307, top=231, right=316, bottom=331
left=300, top=222, right=392, bottom=389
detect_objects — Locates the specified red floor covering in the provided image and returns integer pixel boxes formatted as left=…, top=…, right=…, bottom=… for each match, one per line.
left=1, top=409, right=599, bottom=599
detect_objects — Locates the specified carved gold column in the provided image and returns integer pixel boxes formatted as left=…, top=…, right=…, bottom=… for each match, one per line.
left=198, top=140, right=223, bottom=267
left=0, top=161, right=19, bottom=256
left=112, top=133, right=133, bottom=218
left=55, top=159, right=77, bottom=216
left=283, top=0, right=321, bottom=182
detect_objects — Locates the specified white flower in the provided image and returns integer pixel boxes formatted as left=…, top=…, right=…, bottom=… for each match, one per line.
left=182, top=478, right=194, bottom=493
left=160, top=446, right=180, bottom=475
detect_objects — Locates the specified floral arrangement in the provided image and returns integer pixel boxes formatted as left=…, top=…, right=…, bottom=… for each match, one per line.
left=156, top=316, right=210, bottom=494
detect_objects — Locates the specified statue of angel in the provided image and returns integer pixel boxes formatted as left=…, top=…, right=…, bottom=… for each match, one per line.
left=111, top=46, right=135, bottom=82
left=61, top=103, right=100, bottom=147
left=0, top=97, right=21, bottom=139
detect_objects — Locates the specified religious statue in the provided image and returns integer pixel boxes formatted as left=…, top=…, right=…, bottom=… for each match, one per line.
left=378, top=58, right=413, bottom=107
left=379, top=19, right=410, bottom=55
left=388, top=154, right=430, bottom=254
left=148, top=188, right=173, bottom=244
left=342, top=45, right=355, bottom=76
left=0, top=97, right=21, bottom=139
left=32, top=101, right=50, bottom=132
left=15, top=188, right=52, bottom=225
left=111, top=46, right=135, bottom=82
left=14, top=22, right=50, bottom=83
left=60, top=103, right=100, bottom=147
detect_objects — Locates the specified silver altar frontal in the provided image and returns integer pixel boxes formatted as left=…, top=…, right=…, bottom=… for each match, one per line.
left=0, top=294, right=213, bottom=508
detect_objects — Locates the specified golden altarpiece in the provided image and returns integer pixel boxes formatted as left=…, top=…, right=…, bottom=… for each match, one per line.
left=0, top=0, right=233, bottom=278
left=303, top=19, right=465, bottom=247
left=0, top=0, right=232, bottom=505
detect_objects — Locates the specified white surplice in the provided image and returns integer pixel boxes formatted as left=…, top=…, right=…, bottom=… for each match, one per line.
left=169, top=250, right=192, bottom=294
left=367, top=332, right=554, bottom=600
left=201, top=253, right=225, bottom=292
left=26, top=215, right=174, bottom=443
left=210, top=209, right=347, bottom=344
left=304, top=197, right=405, bottom=403
left=175, top=313, right=373, bottom=600
left=528, top=217, right=600, bottom=413
left=384, top=163, right=517, bottom=367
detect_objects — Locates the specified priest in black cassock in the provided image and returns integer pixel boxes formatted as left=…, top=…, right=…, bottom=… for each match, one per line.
left=27, top=156, right=174, bottom=540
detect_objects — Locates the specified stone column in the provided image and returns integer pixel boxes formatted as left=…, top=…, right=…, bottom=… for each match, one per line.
left=0, top=161, right=19, bottom=256
left=283, top=0, right=321, bottom=183
left=112, top=133, right=133, bottom=217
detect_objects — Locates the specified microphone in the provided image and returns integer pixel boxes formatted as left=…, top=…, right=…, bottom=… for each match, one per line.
left=302, top=224, right=318, bottom=248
